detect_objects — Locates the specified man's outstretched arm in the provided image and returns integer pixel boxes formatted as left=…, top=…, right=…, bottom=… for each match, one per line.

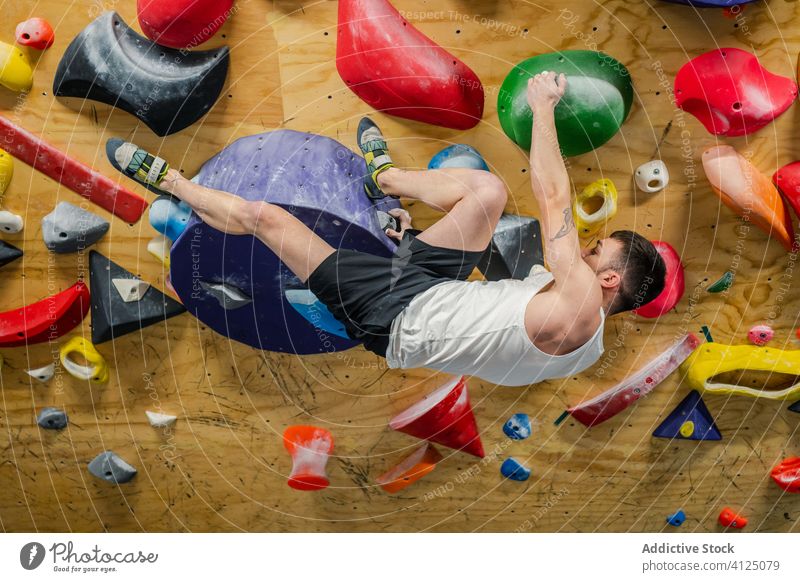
left=527, top=72, right=589, bottom=288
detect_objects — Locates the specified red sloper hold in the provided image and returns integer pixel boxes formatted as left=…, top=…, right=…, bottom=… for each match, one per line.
left=137, top=0, right=234, bottom=50
left=389, top=376, right=484, bottom=457
left=772, top=161, right=800, bottom=219
left=674, top=48, right=797, bottom=137
left=770, top=457, right=800, bottom=493
left=634, top=241, right=685, bottom=319
left=0, top=115, right=147, bottom=223
left=0, top=282, right=90, bottom=347
left=336, top=0, right=484, bottom=130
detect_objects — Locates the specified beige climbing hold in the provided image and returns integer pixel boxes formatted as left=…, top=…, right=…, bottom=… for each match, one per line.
left=147, top=234, right=171, bottom=267
left=635, top=160, right=669, bottom=193
left=26, top=363, right=55, bottom=383
left=112, top=278, right=150, bottom=303
left=0, top=210, right=23, bottom=233
left=145, top=410, right=177, bottom=428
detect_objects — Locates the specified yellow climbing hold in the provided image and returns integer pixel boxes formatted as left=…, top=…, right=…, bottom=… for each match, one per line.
left=0, top=41, right=33, bottom=93
left=0, top=148, right=13, bottom=196
left=574, top=178, right=618, bottom=238
left=60, top=337, right=109, bottom=384
left=679, top=421, right=695, bottom=438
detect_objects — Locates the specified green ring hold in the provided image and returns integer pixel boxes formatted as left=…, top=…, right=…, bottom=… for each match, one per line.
left=498, top=50, right=634, bottom=157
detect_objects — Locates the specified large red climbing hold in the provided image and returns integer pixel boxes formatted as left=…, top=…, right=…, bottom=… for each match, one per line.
left=634, top=241, right=685, bottom=319
left=0, top=282, right=90, bottom=347
left=772, top=161, right=800, bottom=220
left=770, top=457, right=800, bottom=493
left=15, top=18, right=55, bottom=50
left=674, top=48, right=797, bottom=137
left=137, top=0, right=233, bottom=49
left=389, top=376, right=484, bottom=458
left=0, top=115, right=147, bottom=223
left=336, top=0, right=484, bottom=130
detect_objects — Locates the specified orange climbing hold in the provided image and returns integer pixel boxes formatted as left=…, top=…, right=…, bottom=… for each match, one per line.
left=376, top=443, right=443, bottom=494
left=283, top=425, right=334, bottom=491
left=718, top=507, right=747, bottom=529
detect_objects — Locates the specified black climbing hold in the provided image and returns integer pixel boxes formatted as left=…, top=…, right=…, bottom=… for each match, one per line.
left=477, top=214, right=544, bottom=281
left=36, top=407, right=68, bottom=430
left=789, top=400, right=800, bottom=414
left=89, top=250, right=185, bottom=344
left=0, top=240, right=22, bottom=268
left=54, top=11, right=229, bottom=137
left=88, top=451, right=137, bottom=483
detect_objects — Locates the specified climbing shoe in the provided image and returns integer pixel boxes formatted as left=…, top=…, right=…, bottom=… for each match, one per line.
left=106, top=138, right=171, bottom=196
left=357, top=117, right=396, bottom=200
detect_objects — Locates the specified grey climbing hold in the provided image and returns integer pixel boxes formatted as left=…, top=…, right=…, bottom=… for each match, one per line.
left=0, top=210, right=23, bottom=233
left=478, top=214, right=544, bottom=281
left=42, top=202, right=109, bottom=254
left=377, top=211, right=399, bottom=234
left=88, top=451, right=137, bottom=483
left=37, top=407, right=68, bottom=430
left=200, top=281, right=252, bottom=310
left=112, top=278, right=151, bottom=303
left=26, top=363, right=55, bottom=383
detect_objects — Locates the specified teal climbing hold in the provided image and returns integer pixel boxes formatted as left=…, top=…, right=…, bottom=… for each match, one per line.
left=498, top=50, right=633, bottom=157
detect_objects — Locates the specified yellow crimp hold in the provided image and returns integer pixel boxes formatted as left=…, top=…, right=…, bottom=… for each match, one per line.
left=60, top=337, right=109, bottom=384
left=574, top=178, right=618, bottom=238
left=0, top=41, right=33, bottom=93
left=0, top=148, right=13, bottom=196
left=682, top=342, right=800, bottom=400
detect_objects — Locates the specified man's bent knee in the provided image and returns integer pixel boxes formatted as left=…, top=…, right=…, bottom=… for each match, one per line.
left=471, top=173, right=508, bottom=213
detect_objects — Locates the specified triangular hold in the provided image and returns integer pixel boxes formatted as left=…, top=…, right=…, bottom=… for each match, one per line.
left=376, top=443, right=442, bottom=494
left=653, top=390, right=721, bottom=441
left=112, top=278, right=150, bottom=303
left=146, top=410, right=177, bottom=428
left=0, top=239, right=22, bottom=268
left=285, top=289, right=349, bottom=339
left=26, top=363, right=55, bottom=383
left=477, top=214, right=543, bottom=281
left=389, top=376, right=484, bottom=458
left=199, top=281, right=252, bottom=310
left=89, top=251, right=185, bottom=344
left=42, top=202, right=109, bottom=254
left=789, top=400, right=800, bottom=414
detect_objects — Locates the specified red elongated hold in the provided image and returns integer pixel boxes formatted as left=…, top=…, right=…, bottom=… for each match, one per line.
left=137, top=0, right=233, bottom=49
left=389, top=376, right=484, bottom=457
left=0, top=282, right=90, bottom=347
left=569, top=334, right=701, bottom=427
left=283, top=425, right=334, bottom=491
left=0, top=115, right=147, bottom=223
left=770, top=457, right=800, bottom=493
left=675, top=48, right=797, bottom=137
left=703, top=145, right=796, bottom=252
left=634, top=241, right=685, bottom=318
left=772, top=160, right=800, bottom=219
left=15, top=17, right=55, bottom=50
left=718, top=507, right=747, bottom=529
left=336, top=0, right=484, bottom=130
left=377, top=443, right=443, bottom=494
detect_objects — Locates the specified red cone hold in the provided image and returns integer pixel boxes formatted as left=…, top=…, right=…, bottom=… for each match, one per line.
left=389, top=376, right=484, bottom=458
left=336, top=0, right=484, bottom=130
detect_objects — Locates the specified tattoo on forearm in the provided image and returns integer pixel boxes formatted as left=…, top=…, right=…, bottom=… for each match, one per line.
left=549, top=207, right=574, bottom=242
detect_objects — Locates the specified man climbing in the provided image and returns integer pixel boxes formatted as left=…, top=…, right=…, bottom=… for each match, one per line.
left=107, top=71, right=666, bottom=387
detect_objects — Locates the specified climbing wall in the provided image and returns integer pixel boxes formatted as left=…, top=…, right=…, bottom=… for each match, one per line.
left=2, top=0, right=800, bottom=532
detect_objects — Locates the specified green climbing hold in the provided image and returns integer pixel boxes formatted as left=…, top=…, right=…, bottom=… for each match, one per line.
left=707, top=271, right=734, bottom=293
left=498, top=50, right=633, bottom=157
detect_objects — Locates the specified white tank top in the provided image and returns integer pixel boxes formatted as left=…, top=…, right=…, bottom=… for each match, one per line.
left=385, top=265, right=605, bottom=386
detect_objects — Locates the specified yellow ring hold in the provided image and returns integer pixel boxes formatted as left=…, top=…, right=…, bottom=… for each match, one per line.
left=0, top=40, right=33, bottom=93
left=574, top=178, right=618, bottom=238
left=682, top=342, right=800, bottom=400
left=679, top=420, right=695, bottom=438
left=59, top=337, right=109, bottom=384
left=0, top=148, right=13, bottom=196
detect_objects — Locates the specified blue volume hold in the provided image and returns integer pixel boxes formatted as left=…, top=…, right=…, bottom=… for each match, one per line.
left=653, top=390, right=721, bottom=441
left=428, top=144, right=490, bottom=172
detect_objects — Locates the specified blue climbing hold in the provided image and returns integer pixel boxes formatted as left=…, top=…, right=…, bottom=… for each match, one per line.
left=500, top=457, right=531, bottom=481
left=428, top=144, right=490, bottom=172
left=789, top=400, right=800, bottom=414
left=666, top=510, right=686, bottom=527
left=149, top=195, right=192, bottom=241
left=285, top=289, right=350, bottom=339
left=503, top=413, right=531, bottom=440
left=653, top=390, right=722, bottom=441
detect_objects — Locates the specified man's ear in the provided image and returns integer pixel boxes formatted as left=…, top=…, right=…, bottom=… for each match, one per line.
left=599, top=269, right=621, bottom=290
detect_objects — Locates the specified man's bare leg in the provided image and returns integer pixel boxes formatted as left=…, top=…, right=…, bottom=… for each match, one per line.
left=376, top=167, right=507, bottom=253
left=160, top=169, right=334, bottom=283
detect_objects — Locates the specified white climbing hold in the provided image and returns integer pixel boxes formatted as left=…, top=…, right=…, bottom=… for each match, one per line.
left=112, top=278, right=151, bottom=303
left=0, top=210, right=23, bottom=233
left=200, top=281, right=252, bottom=310
left=26, top=363, right=55, bottom=383
left=635, top=160, right=669, bottom=193
left=147, top=234, right=172, bottom=267
left=145, top=410, right=177, bottom=428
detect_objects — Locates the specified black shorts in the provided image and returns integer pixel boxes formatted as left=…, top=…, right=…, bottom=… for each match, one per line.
left=307, top=230, right=484, bottom=357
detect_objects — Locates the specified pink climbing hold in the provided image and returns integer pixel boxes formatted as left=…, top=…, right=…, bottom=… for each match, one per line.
left=634, top=241, right=685, bottom=319
left=674, top=48, right=797, bottom=137
left=748, top=324, right=774, bottom=346
left=137, top=0, right=234, bottom=49
left=283, top=425, right=334, bottom=491
left=15, top=18, right=55, bottom=50
left=336, top=0, right=484, bottom=130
